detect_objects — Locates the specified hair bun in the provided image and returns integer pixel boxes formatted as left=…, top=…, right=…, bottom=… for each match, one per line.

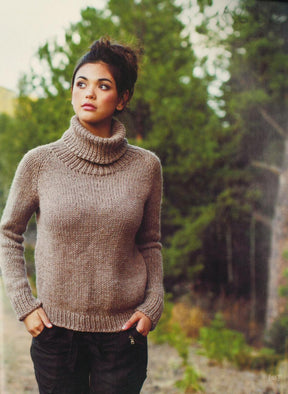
left=71, top=36, right=139, bottom=112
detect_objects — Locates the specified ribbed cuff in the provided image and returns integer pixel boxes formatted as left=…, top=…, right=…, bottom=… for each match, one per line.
left=11, top=289, right=42, bottom=321
left=136, top=293, right=164, bottom=330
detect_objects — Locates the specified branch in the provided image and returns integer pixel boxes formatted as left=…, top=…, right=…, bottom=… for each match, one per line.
left=251, top=161, right=281, bottom=176
left=258, top=107, right=286, bottom=138
left=252, top=211, right=271, bottom=228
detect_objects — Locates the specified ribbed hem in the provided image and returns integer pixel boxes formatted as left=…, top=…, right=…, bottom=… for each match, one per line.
left=44, top=305, right=135, bottom=333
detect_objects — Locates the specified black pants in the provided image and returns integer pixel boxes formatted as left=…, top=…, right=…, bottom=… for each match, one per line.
left=30, top=326, right=147, bottom=394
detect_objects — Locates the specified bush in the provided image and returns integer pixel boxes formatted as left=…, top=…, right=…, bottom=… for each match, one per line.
left=24, top=243, right=35, bottom=276
left=24, top=243, right=36, bottom=295
left=198, top=313, right=251, bottom=366
left=235, top=347, right=281, bottom=373
left=150, top=295, right=191, bottom=365
left=175, top=365, right=204, bottom=393
left=266, top=313, right=288, bottom=355
left=279, top=267, right=288, bottom=298
left=151, top=295, right=205, bottom=391
left=171, top=302, right=208, bottom=339
left=199, top=313, right=283, bottom=372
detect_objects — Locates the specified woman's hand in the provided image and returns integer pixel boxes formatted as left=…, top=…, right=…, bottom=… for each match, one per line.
left=23, top=307, right=52, bottom=337
left=122, top=311, right=152, bottom=336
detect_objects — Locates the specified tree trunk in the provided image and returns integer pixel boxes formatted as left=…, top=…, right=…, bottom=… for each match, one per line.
left=266, top=139, right=288, bottom=330
left=250, top=215, right=256, bottom=322
left=226, top=224, right=233, bottom=284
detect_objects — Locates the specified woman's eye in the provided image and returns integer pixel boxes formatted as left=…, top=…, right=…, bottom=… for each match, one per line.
left=100, top=84, right=110, bottom=90
left=76, top=81, right=86, bottom=88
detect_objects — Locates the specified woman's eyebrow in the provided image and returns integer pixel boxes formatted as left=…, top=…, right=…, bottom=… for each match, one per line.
left=76, top=75, right=88, bottom=80
left=76, top=76, right=113, bottom=83
left=98, top=78, right=113, bottom=83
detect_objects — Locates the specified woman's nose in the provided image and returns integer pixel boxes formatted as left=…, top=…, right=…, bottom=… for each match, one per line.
left=86, top=89, right=96, bottom=99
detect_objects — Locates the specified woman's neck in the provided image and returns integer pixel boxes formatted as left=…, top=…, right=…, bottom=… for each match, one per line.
left=79, top=118, right=112, bottom=138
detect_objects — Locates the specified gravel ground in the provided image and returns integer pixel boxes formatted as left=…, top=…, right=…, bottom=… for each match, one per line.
left=1, top=279, right=287, bottom=393
left=145, top=342, right=288, bottom=394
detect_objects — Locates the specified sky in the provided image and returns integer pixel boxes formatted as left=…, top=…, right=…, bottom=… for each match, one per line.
left=0, top=0, right=234, bottom=93
left=0, top=0, right=107, bottom=92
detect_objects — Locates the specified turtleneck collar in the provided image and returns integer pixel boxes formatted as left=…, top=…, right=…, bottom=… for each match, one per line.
left=62, top=115, right=128, bottom=165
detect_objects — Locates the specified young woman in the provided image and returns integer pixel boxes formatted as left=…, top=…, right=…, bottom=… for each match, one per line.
left=0, top=37, right=163, bottom=393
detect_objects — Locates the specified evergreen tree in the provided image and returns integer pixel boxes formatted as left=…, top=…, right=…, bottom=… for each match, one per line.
left=201, top=0, right=288, bottom=322
left=0, top=0, right=225, bottom=291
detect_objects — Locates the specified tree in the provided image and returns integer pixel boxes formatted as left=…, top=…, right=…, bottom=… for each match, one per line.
left=205, top=0, right=288, bottom=325
left=0, top=0, right=226, bottom=292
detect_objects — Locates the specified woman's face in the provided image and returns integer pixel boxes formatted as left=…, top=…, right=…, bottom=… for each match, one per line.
left=71, top=62, right=125, bottom=136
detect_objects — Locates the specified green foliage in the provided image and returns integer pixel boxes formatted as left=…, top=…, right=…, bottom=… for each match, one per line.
left=155, top=302, right=281, bottom=379
left=175, top=364, right=204, bottom=393
left=279, top=267, right=288, bottom=299
left=198, top=313, right=251, bottom=365
left=151, top=295, right=204, bottom=392
left=24, top=244, right=35, bottom=277
left=0, top=0, right=225, bottom=288
left=266, top=314, right=288, bottom=355
left=192, top=0, right=288, bottom=304
left=199, top=313, right=283, bottom=372
left=163, top=204, right=215, bottom=279
left=151, top=295, right=191, bottom=365
left=149, top=294, right=174, bottom=344
left=235, top=347, right=281, bottom=374
left=24, top=243, right=36, bottom=295
left=0, top=114, right=16, bottom=204
left=1, top=0, right=287, bottom=325
left=282, top=250, right=288, bottom=261
left=222, top=0, right=288, bottom=162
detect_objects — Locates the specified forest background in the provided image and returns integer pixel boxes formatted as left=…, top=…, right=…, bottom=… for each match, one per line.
left=0, top=0, right=288, bottom=359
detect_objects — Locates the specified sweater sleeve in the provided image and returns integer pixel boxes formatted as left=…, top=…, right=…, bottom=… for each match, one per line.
left=0, top=150, right=42, bottom=320
left=135, top=154, right=164, bottom=330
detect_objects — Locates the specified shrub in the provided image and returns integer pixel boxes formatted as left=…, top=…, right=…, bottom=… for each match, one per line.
left=266, top=313, right=288, bottom=355
left=198, top=313, right=251, bottom=366
left=24, top=243, right=35, bottom=275
left=175, top=365, right=204, bottom=393
left=151, top=295, right=205, bottom=391
left=24, top=243, right=36, bottom=295
left=235, top=347, right=281, bottom=373
left=199, top=313, right=283, bottom=372
left=171, top=302, right=208, bottom=339
left=279, top=268, right=288, bottom=298
left=150, top=296, right=191, bottom=365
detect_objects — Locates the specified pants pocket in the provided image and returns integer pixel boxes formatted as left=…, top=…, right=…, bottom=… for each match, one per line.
left=89, top=329, right=147, bottom=393
left=30, top=327, right=89, bottom=393
left=129, top=327, right=148, bottom=345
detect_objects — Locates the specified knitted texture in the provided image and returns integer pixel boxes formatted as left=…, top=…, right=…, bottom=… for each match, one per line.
left=0, top=116, right=163, bottom=332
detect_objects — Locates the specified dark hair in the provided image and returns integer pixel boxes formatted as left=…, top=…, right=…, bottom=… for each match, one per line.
left=71, top=37, right=138, bottom=109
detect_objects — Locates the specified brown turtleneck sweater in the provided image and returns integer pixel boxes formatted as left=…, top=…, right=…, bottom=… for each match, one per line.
left=0, top=116, right=163, bottom=332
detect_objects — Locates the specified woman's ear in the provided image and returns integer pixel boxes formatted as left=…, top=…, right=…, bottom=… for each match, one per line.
left=116, top=90, right=130, bottom=111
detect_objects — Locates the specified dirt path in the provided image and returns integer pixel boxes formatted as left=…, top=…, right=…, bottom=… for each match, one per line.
left=1, top=278, right=286, bottom=394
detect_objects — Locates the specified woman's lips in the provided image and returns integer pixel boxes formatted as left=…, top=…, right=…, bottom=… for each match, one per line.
left=82, top=103, right=96, bottom=110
